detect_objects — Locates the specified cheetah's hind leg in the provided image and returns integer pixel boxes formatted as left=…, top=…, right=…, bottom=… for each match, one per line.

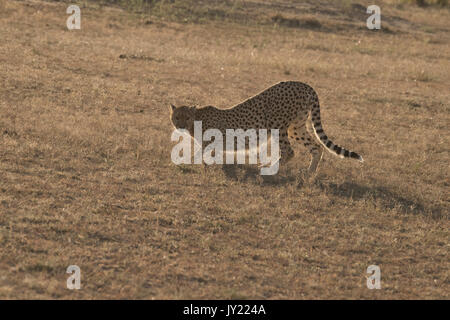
left=288, top=119, right=324, bottom=185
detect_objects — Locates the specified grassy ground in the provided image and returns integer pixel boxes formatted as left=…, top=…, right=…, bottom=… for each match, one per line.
left=0, top=0, right=448, bottom=299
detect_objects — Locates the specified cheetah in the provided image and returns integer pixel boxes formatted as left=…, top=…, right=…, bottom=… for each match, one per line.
left=170, top=81, right=363, bottom=181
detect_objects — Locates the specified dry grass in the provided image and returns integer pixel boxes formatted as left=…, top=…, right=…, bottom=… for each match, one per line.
left=0, top=0, right=448, bottom=299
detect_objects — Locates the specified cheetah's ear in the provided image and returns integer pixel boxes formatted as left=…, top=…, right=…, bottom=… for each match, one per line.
left=169, top=104, right=176, bottom=112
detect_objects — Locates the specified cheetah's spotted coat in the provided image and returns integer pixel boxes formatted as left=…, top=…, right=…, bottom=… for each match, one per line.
left=170, top=81, right=363, bottom=180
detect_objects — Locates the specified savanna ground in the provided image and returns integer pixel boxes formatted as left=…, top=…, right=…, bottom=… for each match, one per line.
left=0, top=0, right=448, bottom=299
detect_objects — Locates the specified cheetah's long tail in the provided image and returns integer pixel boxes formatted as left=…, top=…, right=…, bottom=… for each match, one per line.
left=310, top=102, right=364, bottom=162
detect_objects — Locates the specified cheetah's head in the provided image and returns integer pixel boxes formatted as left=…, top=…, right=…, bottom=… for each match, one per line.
left=169, top=104, right=196, bottom=133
